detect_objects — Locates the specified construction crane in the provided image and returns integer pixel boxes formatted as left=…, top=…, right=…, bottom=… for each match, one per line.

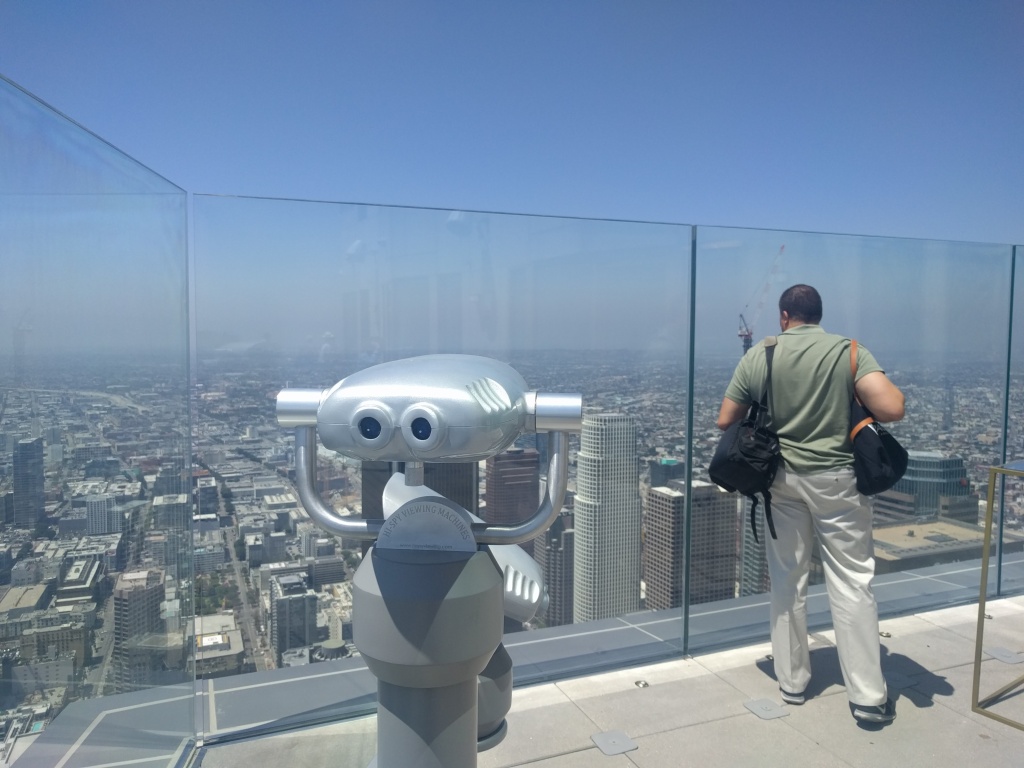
left=738, top=314, right=753, bottom=354
left=738, top=245, right=785, bottom=355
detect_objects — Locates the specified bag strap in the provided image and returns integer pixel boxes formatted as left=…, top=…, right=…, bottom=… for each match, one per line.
left=748, top=490, right=778, bottom=543
left=849, top=339, right=874, bottom=441
left=850, top=340, right=858, bottom=398
left=759, top=336, right=777, bottom=414
left=751, top=336, right=779, bottom=542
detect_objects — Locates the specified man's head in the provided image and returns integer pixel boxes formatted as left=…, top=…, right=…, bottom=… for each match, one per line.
left=779, top=284, right=822, bottom=329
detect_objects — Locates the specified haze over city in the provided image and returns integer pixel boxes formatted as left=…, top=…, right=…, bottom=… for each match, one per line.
left=2, top=2, right=1022, bottom=358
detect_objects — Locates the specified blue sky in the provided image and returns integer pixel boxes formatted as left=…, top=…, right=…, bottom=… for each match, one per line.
left=1, top=1, right=1021, bottom=245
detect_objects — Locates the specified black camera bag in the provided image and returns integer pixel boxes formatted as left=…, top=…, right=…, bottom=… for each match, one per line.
left=849, top=340, right=908, bottom=495
left=709, top=339, right=781, bottom=540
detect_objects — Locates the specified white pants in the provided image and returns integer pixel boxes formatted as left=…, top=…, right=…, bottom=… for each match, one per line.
left=765, top=465, right=887, bottom=706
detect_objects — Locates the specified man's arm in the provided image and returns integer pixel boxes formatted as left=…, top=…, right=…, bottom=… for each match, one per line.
left=717, top=397, right=748, bottom=431
left=855, top=371, right=905, bottom=422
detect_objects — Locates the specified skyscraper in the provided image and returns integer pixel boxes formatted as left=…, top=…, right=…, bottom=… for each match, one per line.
left=648, top=456, right=685, bottom=488
left=269, top=573, right=319, bottom=664
left=737, top=502, right=770, bottom=598
left=111, top=569, right=166, bottom=693
left=484, top=448, right=540, bottom=554
left=644, top=480, right=740, bottom=610
left=573, top=413, right=642, bottom=623
left=643, top=484, right=685, bottom=610
left=533, top=508, right=574, bottom=627
left=689, top=481, right=742, bottom=604
left=361, top=462, right=478, bottom=518
left=875, top=450, right=975, bottom=519
left=423, top=462, right=478, bottom=513
left=13, top=437, right=44, bottom=529
left=86, top=494, right=121, bottom=536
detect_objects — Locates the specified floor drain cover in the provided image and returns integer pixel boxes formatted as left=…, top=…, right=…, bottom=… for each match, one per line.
left=986, top=647, right=1024, bottom=664
left=591, top=730, right=638, bottom=755
left=744, top=698, right=790, bottom=720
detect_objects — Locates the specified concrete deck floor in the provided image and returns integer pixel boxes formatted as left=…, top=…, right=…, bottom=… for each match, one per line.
left=197, top=595, right=1024, bottom=768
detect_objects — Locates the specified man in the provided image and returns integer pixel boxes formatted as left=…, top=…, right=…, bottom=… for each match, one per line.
left=717, top=284, right=905, bottom=725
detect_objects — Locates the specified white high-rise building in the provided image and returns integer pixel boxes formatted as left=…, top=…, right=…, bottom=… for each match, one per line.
left=573, top=413, right=642, bottom=623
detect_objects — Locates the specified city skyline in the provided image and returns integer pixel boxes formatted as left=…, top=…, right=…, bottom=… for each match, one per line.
left=1, top=342, right=1022, bottom=753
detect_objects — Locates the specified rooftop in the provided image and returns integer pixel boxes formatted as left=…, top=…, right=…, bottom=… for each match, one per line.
left=196, top=596, right=1024, bottom=768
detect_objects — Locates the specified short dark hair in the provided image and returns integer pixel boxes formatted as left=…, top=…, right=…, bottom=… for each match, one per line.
left=779, top=284, right=822, bottom=324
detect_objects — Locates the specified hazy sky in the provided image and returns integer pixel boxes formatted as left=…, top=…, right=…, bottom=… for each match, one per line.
left=1, top=1, right=1021, bottom=245
left=1, top=2, right=1022, bottom=365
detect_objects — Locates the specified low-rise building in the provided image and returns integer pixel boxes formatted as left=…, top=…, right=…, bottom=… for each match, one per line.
left=192, top=613, right=245, bottom=679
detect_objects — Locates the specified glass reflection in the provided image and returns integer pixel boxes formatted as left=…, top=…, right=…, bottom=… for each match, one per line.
left=690, top=227, right=1016, bottom=648
left=192, top=195, right=691, bottom=739
left=0, top=75, right=191, bottom=764
left=999, top=245, right=1024, bottom=594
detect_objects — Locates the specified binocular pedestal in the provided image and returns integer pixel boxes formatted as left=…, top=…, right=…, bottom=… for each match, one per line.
left=275, top=357, right=582, bottom=768
left=353, top=498, right=504, bottom=768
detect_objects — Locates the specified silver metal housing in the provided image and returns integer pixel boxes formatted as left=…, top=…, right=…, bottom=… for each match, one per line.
left=276, top=388, right=324, bottom=427
left=275, top=354, right=583, bottom=544
left=317, top=355, right=531, bottom=462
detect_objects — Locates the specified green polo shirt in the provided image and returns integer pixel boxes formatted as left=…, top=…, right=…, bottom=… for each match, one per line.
left=724, top=325, right=883, bottom=474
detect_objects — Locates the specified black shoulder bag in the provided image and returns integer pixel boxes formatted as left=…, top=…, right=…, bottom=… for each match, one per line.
left=849, top=340, right=908, bottom=495
left=709, top=337, right=782, bottom=540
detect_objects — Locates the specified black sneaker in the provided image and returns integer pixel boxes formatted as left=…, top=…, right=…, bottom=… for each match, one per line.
left=851, top=698, right=896, bottom=724
left=780, top=688, right=805, bottom=705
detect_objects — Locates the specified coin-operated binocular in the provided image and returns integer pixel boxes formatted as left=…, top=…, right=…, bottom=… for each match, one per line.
left=277, top=355, right=582, bottom=768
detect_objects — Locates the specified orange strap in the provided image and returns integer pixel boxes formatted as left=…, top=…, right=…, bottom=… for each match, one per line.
left=849, top=338, right=873, bottom=440
left=850, top=415, right=873, bottom=441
